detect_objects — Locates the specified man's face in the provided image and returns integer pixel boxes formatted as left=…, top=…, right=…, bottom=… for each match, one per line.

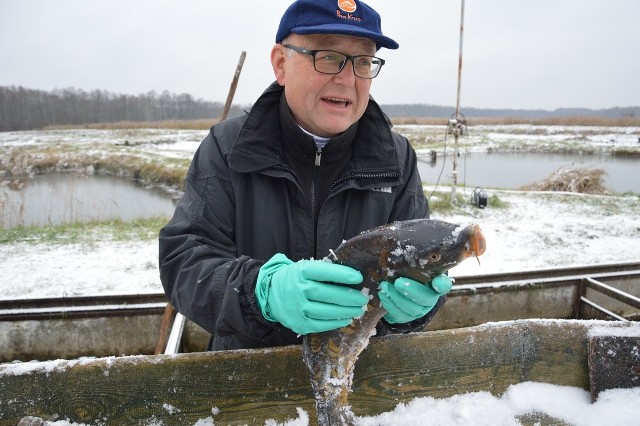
left=271, top=34, right=377, bottom=138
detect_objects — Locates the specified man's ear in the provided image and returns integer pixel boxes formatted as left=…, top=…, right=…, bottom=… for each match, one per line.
left=271, top=44, right=287, bottom=85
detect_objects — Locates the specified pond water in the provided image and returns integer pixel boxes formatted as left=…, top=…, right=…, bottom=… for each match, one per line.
left=0, top=174, right=177, bottom=229
left=418, top=152, right=639, bottom=194
left=1, top=152, right=636, bottom=230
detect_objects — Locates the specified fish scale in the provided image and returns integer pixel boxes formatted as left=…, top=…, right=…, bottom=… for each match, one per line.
left=302, top=218, right=486, bottom=425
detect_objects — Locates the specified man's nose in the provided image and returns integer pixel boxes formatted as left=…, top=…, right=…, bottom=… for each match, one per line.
left=333, top=59, right=357, bottom=85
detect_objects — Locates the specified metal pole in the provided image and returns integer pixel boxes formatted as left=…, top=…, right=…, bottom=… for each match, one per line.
left=220, top=51, right=247, bottom=122
left=455, top=0, right=465, bottom=119
left=451, top=0, right=465, bottom=205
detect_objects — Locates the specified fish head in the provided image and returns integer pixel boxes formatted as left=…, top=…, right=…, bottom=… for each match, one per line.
left=330, top=218, right=486, bottom=291
left=383, top=219, right=486, bottom=282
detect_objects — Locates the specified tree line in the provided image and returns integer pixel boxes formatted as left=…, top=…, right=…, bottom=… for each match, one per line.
left=1, top=85, right=638, bottom=132
left=0, top=86, right=248, bottom=131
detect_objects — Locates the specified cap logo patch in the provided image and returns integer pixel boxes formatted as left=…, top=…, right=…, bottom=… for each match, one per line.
left=338, top=0, right=357, bottom=14
left=275, top=0, right=399, bottom=50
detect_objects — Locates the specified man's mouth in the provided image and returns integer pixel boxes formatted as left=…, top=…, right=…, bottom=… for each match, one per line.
left=322, top=97, right=352, bottom=108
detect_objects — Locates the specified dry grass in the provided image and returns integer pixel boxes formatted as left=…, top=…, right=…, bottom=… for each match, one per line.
left=3, top=147, right=190, bottom=192
left=391, top=116, right=640, bottom=127
left=44, top=119, right=219, bottom=131
left=41, top=116, right=640, bottom=130
left=391, top=117, right=451, bottom=126
left=521, top=167, right=609, bottom=194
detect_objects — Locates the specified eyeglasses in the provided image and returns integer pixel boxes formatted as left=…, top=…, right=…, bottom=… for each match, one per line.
left=282, top=44, right=385, bottom=79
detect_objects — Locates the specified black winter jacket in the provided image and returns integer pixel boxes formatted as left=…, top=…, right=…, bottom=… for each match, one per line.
left=159, top=82, right=439, bottom=351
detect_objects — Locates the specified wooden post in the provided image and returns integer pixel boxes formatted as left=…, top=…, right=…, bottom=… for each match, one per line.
left=573, top=278, right=587, bottom=319
left=154, top=304, right=176, bottom=355
left=220, top=51, right=247, bottom=122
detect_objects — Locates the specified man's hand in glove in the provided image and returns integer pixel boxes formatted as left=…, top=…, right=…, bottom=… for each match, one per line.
left=378, top=274, right=452, bottom=324
left=255, top=253, right=368, bottom=335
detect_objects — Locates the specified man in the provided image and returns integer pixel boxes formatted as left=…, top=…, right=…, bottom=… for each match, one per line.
left=159, top=0, right=452, bottom=351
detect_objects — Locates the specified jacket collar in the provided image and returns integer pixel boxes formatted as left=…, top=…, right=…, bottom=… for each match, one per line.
left=229, top=82, right=400, bottom=175
left=278, top=93, right=359, bottom=168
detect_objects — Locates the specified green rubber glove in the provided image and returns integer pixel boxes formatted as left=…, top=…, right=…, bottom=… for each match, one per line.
left=379, top=274, right=452, bottom=324
left=255, top=253, right=368, bottom=335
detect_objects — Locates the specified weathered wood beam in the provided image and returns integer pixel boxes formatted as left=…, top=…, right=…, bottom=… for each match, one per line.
left=1, top=320, right=637, bottom=425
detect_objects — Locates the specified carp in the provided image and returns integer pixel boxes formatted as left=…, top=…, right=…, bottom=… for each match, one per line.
left=302, top=218, right=486, bottom=425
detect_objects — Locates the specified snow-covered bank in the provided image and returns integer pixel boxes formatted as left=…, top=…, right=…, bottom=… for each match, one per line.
left=435, top=189, right=640, bottom=277
left=396, top=123, right=640, bottom=155
left=2, top=188, right=638, bottom=299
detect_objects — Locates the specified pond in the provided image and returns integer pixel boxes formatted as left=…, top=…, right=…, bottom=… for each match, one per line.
left=0, top=174, right=177, bottom=229
left=418, top=152, right=639, bottom=194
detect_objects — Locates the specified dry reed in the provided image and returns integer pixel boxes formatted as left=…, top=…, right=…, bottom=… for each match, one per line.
left=44, top=119, right=219, bottom=131
left=521, top=167, right=609, bottom=194
left=42, top=116, right=640, bottom=130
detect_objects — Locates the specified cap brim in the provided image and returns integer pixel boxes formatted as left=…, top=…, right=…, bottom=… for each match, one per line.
left=291, top=23, right=399, bottom=50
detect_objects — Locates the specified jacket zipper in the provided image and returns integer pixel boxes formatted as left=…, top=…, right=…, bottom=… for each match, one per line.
left=329, top=171, right=401, bottom=192
left=311, top=147, right=323, bottom=253
left=312, top=146, right=322, bottom=217
left=271, top=164, right=302, bottom=189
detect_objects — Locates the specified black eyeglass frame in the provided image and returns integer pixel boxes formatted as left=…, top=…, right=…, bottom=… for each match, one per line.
left=282, top=44, right=385, bottom=79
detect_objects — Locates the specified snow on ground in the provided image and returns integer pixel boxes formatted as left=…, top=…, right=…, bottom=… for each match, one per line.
left=396, top=124, right=640, bottom=155
left=0, top=128, right=207, bottom=148
left=436, top=189, right=640, bottom=277
left=0, top=240, right=160, bottom=298
left=1, top=126, right=639, bottom=425
left=1, top=188, right=638, bottom=299
left=1, top=125, right=638, bottom=297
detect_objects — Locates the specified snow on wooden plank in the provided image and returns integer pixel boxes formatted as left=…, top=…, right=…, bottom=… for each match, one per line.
left=0, top=320, right=637, bottom=425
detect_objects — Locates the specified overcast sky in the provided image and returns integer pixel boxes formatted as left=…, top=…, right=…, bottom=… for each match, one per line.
left=1, top=0, right=639, bottom=110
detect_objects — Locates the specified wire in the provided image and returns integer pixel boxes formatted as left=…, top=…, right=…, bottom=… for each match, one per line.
left=426, top=125, right=449, bottom=201
left=460, top=118, right=469, bottom=197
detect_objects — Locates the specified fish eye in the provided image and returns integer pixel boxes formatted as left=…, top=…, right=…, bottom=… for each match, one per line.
left=429, top=253, right=441, bottom=262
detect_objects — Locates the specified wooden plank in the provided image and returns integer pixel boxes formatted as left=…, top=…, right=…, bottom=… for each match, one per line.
left=450, top=262, right=640, bottom=286
left=0, top=346, right=314, bottom=426
left=0, top=315, right=163, bottom=363
left=589, top=335, right=640, bottom=402
left=427, top=284, right=577, bottom=330
left=1, top=320, right=637, bottom=425
left=350, top=322, right=526, bottom=415
left=523, top=321, right=593, bottom=390
left=585, top=277, right=640, bottom=309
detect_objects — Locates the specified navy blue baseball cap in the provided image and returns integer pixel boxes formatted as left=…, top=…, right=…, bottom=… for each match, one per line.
left=276, top=0, right=399, bottom=50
